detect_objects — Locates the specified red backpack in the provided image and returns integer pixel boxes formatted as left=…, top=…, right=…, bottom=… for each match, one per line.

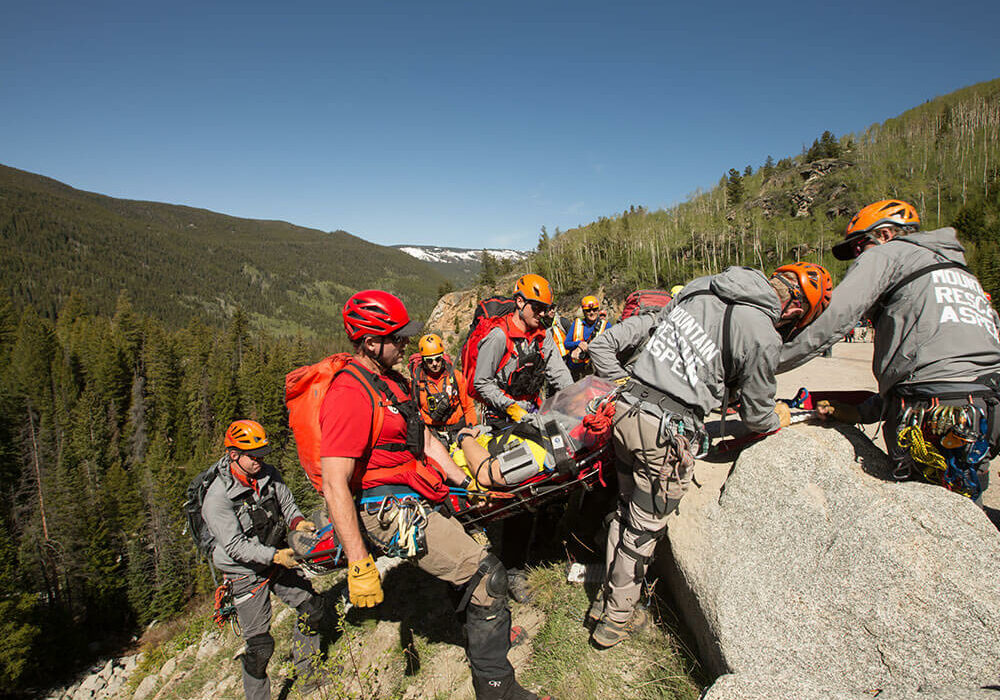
left=621, top=289, right=672, bottom=320
left=460, top=295, right=527, bottom=402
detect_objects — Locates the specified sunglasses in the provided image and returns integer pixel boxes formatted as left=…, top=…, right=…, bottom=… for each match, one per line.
left=528, top=301, right=553, bottom=315
left=384, top=335, right=409, bottom=346
left=424, top=355, right=444, bottom=364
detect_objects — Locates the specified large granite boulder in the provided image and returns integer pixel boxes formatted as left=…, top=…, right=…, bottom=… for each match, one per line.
left=664, top=424, right=1000, bottom=697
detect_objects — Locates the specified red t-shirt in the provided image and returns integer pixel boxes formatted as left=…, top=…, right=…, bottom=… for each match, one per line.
left=319, top=364, right=415, bottom=469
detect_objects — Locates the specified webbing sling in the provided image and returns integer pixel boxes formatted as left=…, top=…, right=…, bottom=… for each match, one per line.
left=869, top=238, right=970, bottom=321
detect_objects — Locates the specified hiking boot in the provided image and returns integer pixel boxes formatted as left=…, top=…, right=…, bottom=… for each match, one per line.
left=590, top=606, right=652, bottom=649
left=585, top=594, right=604, bottom=625
left=473, top=673, right=549, bottom=699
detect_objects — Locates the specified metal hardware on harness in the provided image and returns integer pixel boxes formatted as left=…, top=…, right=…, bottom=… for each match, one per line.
left=895, top=397, right=989, bottom=501
left=213, top=579, right=241, bottom=635
left=372, top=495, right=429, bottom=559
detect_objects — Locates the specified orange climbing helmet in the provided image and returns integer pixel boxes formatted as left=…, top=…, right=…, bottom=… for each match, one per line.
left=772, top=262, right=833, bottom=329
left=514, top=274, right=553, bottom=306
left=419, top=333, right=445, bottom=358
left=224, top=419, right=273, bottom=457
left=834, top=200, right=920, bottom=260
left=581, top=295, right=600, bottom=310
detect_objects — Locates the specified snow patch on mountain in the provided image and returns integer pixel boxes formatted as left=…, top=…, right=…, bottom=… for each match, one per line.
left=397, top=246, right=527, bottom=264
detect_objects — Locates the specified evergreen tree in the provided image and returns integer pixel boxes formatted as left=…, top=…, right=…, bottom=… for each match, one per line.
left=726, top=168, right=744, bottom=206
left=478, top=251, right=498, bottom=286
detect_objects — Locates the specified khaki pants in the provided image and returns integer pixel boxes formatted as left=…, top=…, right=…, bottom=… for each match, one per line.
left=358, top=499, right=514, bottom=681
left=601, top=402, right=694, bottom=624
left=359, top=504, right=495, bottom=606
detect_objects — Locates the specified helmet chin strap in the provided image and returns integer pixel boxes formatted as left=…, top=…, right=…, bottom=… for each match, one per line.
left=360, top=337, right=391, bottom=371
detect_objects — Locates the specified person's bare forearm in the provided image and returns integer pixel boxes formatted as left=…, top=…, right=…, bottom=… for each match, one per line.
left=321, top=456, right=368, bottom=562
left=423, top=429, right=468, bottom=484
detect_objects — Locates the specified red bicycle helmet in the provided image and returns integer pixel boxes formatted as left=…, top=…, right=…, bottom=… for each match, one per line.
left=342, top=290, right=423, bottom=341
left=772, top=262, right=833, bottom=329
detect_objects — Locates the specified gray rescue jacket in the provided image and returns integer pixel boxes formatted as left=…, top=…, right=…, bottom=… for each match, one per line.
left=778, top=228, right=1000, bottom=395
left=201, top=456, right=304, bottom=577
left=473, top=322, right=573, bottom=412
left=591, top=267, right=783, bottom=433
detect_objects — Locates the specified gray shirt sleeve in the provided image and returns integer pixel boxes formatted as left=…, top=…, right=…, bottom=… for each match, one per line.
left=542, top=332, right=573, bottom=390
left=589, top=314, right=657, bottom=379
left=731, top=327, right=782, bottom=434
left=473, top=327, right=515, bottom=411
left=778, top=253, right=894, bottom=373
left=202, top=483, right=276, bottom=566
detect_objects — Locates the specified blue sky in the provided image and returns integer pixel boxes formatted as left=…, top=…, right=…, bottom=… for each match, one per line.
left=2, top=0, right=998, bottom=250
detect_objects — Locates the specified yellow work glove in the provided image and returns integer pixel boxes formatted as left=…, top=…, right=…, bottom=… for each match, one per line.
left=347, top=555, right=384, bottom=607
left=774, top=401, right=792, bottom=429
left=272, top=548, right=299, bottom=569
left=505, top=403, right=528, bottom=423
left=295, top=519, right=316, bottom=532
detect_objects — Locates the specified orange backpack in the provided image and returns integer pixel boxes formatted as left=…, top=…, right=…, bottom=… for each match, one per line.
left=285, top=354, right=449, bottom=501
left=285, top=354, right=383, bottom=492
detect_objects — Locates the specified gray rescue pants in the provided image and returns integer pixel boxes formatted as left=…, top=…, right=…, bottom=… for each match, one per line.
left=231, top=568, right=324, bottom=700
left=601, top=402, right=694, bottom=624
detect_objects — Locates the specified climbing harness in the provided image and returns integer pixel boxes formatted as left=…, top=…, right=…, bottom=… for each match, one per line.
left=213, top=572, right=274, bottom=635
left=895, top=397, right=990, bottom=500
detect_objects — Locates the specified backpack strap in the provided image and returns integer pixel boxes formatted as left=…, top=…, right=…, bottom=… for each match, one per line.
left=333, top=363, right=387, bottom=454
left=676, top=290, right=738, bottom=438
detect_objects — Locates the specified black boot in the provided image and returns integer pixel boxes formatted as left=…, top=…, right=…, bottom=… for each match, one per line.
left=472, top=672, right=545, bottom=699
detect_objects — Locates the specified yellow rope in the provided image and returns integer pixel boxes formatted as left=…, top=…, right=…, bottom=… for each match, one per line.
left=896, top=425, right=946, bottom=483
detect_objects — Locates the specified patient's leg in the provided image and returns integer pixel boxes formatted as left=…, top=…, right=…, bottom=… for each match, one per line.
left=458, top=434, right=542, bottom=488
left=457, top=435, right=505, bottom=488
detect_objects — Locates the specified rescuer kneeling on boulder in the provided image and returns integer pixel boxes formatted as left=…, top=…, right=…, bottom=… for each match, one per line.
left=779, top=200, right=1000, bottom=505
left=201, top=420, right=331, bottom=699
left=319, top=290, right=547, bottom=700
left=588, top=262, right=832, bottom=648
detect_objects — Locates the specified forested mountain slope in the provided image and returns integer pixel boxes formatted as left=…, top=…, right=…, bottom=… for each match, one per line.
left=0, top=164, right=448, bottom=338
left=533, top=77, right=1000, bottom=303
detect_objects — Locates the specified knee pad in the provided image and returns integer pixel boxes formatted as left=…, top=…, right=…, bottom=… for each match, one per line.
left=481, top=554, right=508, bottom=600
left=243, top=633, right=274, bottom=679
left=458, top=553, right=508, bottom=611
left=295, top=596, right=328, bottom=635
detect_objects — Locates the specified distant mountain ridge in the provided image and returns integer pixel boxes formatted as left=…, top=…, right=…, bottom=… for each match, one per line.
left=0, top=164, right=450, bottom=338
left=394, top=244, right=527, bottom=285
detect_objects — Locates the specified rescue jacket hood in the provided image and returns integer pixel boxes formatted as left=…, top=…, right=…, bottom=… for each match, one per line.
left=882, top=228, right=965, bottom=264
left=708, top=266, right=782, bottom=324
